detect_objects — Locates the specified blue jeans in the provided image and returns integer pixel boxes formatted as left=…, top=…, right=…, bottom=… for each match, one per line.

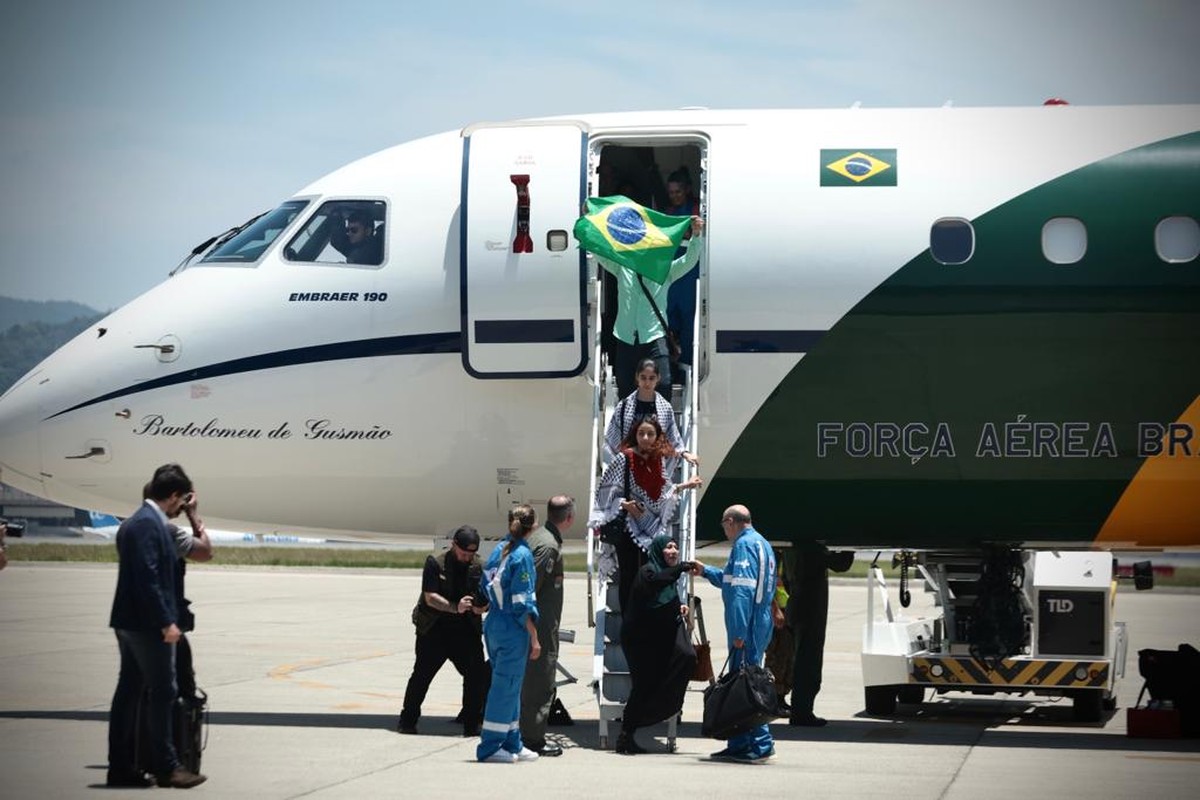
left=667, top=267, right=698, bottom=366
left=109, top=629, right=179, bottom=775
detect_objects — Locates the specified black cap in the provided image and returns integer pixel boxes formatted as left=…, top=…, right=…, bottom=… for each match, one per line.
left=452, top=525, right=480, bottom=550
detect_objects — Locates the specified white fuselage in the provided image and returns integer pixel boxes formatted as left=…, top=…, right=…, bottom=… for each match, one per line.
left=1, top=105, right=1197, bottom=542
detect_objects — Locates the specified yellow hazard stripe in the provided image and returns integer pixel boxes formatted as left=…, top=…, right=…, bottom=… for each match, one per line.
left=1010, top=660, right=1045, bottom=686
left=912, top=658, right=1108, bottom=687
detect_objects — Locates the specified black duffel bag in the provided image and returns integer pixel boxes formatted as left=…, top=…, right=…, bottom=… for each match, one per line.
left=701, top=661, right=782, bottom=740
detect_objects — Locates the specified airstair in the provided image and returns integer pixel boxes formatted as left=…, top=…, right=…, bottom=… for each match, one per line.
left=585, top=276, right=703, bottom=751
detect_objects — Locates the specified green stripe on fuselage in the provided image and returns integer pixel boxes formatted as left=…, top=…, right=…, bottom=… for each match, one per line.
left=701, top=132, right=1200, bottom=547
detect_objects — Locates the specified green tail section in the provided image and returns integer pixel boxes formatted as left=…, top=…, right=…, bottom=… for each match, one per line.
left=701, top=132, right=1200, bottom=547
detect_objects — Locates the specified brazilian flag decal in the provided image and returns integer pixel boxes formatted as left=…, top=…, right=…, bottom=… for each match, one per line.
left=573, top=196, right=692, bottom=284
left=821, top=149, right=897, bottom=186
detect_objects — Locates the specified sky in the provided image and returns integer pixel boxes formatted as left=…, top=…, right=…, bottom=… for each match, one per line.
left=1, top=0, right=1197, bottom=311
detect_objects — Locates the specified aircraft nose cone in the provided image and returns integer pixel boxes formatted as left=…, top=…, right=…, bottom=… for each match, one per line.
left=0, top=372, right=46, bottom=496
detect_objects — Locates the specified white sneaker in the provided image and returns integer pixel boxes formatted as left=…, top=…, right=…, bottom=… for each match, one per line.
left=515, top=747, right=540, bottom=762
left=482, top=750, right=516, bottom=763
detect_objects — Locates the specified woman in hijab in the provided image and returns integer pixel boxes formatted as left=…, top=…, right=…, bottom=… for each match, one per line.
left=614, top=533, right=698, bottom=754
left=589, top=414, right=702, bottom=610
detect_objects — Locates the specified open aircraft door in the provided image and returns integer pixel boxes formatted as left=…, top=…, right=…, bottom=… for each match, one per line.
left=461, top=122, right=588, bottom=379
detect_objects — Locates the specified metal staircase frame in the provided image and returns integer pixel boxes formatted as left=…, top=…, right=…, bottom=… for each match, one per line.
left=586, top=274, right=701, bottom=750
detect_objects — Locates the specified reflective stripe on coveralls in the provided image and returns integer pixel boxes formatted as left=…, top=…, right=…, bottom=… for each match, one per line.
left=477, top=537, right=539, bottom=761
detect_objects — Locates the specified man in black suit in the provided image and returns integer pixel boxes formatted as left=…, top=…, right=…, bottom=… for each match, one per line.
left=106, top=463, right=206, bottom=789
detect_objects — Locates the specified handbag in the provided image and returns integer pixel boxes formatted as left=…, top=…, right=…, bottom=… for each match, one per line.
left=637, top=275, right=682, bottom=362
left=701, top=659, right=782, bottom=740
left=598, top=456, right=631, bottom=545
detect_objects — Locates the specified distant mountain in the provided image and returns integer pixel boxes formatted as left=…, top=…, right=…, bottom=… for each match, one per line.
left=0, top=298, right=105, bottom=392
left=0, top=296, right=103, bottom=326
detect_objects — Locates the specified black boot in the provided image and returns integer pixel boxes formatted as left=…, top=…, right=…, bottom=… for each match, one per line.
left=614, top=729, right=647, bottom=755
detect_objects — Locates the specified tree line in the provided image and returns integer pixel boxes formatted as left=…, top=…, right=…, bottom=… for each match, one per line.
left=0, top=315, right=103, bottom=393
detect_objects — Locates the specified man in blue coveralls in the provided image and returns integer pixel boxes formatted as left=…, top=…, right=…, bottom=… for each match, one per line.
left=694, top=504, right=777, bottom=763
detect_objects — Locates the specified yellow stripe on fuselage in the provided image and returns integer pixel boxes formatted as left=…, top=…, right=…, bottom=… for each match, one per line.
left=1097, top=394, right=1200, bottom=548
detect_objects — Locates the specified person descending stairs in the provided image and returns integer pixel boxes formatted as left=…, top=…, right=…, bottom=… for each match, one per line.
left=586, top=301, right=704, bottom=751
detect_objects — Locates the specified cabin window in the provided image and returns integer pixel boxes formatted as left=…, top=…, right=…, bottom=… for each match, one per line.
left=199, top=200, right=310, bottom=265
left=930, top=218, right=973, bottom=265
left=1155, top=216, right=1200, bottom=263
left=1042, top=217, right=1087, bottom=264
left=284, top=200, right=387, bottom=267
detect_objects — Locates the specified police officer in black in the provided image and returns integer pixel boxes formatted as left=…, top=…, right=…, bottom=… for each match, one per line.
left=398, top=526, right=489, bottom=736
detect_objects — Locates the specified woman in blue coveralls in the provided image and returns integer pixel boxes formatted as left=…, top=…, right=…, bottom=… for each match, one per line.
left=477, top=504, right=542, bottom=763
left=692, top=504, right=778, bottom=763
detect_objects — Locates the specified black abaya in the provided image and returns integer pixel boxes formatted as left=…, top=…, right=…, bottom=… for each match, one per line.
left=620, top=562, right=697, bottom=729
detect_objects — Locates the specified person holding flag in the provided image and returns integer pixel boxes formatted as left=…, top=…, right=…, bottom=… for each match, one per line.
left=574, top=197, right=705, bottom=398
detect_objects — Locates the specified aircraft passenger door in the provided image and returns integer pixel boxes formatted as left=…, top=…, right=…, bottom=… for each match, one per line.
left=461, top=122, right=588, bottom=378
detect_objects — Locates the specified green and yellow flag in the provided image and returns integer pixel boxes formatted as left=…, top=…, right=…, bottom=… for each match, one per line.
left=572, top=196, right=692, bottom=284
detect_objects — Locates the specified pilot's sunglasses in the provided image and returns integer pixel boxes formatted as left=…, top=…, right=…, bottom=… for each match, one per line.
left=347, top=225, right=364, bottom=234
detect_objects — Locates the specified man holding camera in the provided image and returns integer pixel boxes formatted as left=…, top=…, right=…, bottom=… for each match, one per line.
left=398, top=525, right=490, bottom=737
left=106, top=464, right=206, bottom=789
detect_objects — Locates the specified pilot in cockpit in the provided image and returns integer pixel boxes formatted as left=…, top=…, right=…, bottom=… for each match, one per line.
left=330, top=208, right=383, bottom=265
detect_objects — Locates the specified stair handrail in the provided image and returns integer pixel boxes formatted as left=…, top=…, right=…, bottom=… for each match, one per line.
left=680, top=275, right=702, bottom=610
left=585, top=259, right=610, bottom=628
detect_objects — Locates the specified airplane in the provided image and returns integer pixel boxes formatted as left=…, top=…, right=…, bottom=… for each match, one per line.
left=80, top=511, right=328, bottom=546
left=0, top=102, right=1197, bottom=720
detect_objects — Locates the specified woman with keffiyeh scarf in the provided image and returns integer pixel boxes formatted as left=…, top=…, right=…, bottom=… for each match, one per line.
left=588, top=414, right=702, bottom=626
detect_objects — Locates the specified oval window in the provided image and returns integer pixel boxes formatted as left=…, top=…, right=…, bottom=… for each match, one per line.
left=930, top=218, right=974, bottom=265
left=1042, top=217, right=1087, bottom=264
left=1155, top=216, right=1200, bottom=263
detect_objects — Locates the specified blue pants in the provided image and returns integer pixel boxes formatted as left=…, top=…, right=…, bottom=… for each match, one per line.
left=477, top=619, right=529, bottom=760
left=109, top=629, right=179, bottom=775
left=667, top=267, right=698, bottom=366
left=727, top=638, right=774, bottom=757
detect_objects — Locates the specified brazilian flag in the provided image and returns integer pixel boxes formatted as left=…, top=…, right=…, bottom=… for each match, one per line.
left=572, top=196, right=692, bottom=284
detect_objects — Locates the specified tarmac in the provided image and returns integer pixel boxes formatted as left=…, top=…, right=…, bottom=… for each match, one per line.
left=0, top=562, right=1197, bottom=799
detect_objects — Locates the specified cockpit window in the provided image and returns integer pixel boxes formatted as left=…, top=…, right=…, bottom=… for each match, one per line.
left=199, top=200, right=310, bottom=264
left=283, top=200, right=386, bottom=268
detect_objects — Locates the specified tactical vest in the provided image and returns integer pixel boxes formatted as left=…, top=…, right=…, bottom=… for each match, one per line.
left=411, top=550, right=483, bottom=636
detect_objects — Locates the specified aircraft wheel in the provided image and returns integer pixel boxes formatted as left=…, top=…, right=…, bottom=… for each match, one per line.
left=864, top=685, right=898, bottom=715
